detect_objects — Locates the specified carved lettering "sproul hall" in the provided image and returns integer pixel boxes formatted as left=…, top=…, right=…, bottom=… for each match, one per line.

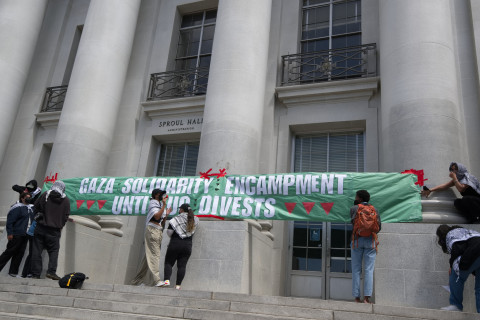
left=158, top=117, right=203, bottom=128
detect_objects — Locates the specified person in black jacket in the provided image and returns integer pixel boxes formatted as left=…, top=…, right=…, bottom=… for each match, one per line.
left=31, top=181, right=70, bottom=280
left=0, top=192, right=32, bottom=276
left=437, top=224, right=480, bottom=312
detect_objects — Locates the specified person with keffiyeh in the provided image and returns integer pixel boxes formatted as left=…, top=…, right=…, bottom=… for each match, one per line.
left=30, top=181, right=70, bottom=280
left=131, top=189, right=171, bottom=287
left=0, top=192, right=32, bottom=277
left=436, top=224, right=480, bottom=312
left=421, top=162, right=480, bottom=223
left=156, top=203, right=199, bottom=289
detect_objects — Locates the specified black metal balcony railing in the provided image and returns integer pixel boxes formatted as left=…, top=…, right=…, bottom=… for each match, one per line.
left=41, top=85, right=68, bottom=112
left=147, top=67, right=209, bottom=101
left=281, top=43, right=377, bottom=86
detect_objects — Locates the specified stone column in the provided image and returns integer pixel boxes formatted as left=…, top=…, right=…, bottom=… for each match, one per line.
left=379, top=0, right=467, bottom=223
left=196, top=0, right=273, bottom=175
left=0, top=0, right=48, bottom=167
left=46, top=0, right=140, bottom=231
left=379, top=0, right=464, bottom=184
left=46, top=0, right=140, bottom=177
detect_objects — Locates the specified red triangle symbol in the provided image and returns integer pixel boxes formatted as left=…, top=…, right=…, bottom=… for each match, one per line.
left=302, top=202, right=315, bottom=214
left=284, top=203, right=297, bottom=214
left=87, top=200, right=95, bottom=210
left=76, top=200, right=85, bottom=209
left=320, top=202, right=334, bottom=215
left=97, top=200, right=107, bottom=210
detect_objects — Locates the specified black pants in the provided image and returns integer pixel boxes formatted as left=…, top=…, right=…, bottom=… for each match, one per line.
left=0, top=235, right=28, bottom=275
left=163, top=238, right=192, bottom=285
left=21, top=235, right=33, bottom=277
left=31, top=224, right=61, bottom=277
left=454, top=196, right=480, bottom=223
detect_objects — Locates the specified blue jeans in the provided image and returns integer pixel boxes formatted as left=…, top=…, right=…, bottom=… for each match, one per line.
left=449, top=256, right=480, bottom=312
left=351, top=236, right=377, bottom=298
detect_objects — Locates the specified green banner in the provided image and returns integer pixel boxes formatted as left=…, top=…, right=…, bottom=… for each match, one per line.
left=42, top=172, right=422, bottom=223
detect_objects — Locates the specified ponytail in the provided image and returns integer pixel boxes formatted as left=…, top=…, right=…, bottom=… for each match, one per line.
left=186, top=209, right=195, bottom=233
left=179, top=203, right=196, bottom=233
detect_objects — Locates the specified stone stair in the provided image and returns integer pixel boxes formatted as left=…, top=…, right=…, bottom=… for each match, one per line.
left=0, top=277, right=477, bottom=320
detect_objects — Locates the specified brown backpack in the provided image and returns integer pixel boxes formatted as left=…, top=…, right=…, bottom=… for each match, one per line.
left=352, top=204, right=379, bottom=249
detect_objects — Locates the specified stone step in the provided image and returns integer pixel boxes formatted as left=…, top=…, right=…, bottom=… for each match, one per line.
left=0, top=311, right=61, bottom=320
left=0, top=277, right=478, bottom=320
left=0, top=300, right=179, bottom=320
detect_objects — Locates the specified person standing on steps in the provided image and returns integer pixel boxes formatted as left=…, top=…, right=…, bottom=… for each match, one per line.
left=0, top=192, right=32, bottom=277
left=156, top=203, right=199, bottom=290
left=350, top=189, right=381, bottom=304
left=131, top=189, right=171, bottom=286
left=31, top=181, right=70, bottom=280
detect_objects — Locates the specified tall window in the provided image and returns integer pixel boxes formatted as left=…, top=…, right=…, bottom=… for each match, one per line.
left=292, top=132, right=364, bottom=273
left=302, top=0, right=361, bottom=53
left=300, top=0, right=362, bottom=81
left=156, top=142, right=199, bottom=177
left=176, top=10, right=216, bottom=71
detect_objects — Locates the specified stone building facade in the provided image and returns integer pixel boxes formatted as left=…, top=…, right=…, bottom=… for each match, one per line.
left=1, top=0, right=480, bottom=312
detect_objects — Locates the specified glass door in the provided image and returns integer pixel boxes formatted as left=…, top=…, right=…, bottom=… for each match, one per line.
left=287, top=221, right=353, bottom=300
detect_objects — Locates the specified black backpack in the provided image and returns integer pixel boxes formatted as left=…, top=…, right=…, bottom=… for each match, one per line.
left=58, top=272, right=87, bottom=289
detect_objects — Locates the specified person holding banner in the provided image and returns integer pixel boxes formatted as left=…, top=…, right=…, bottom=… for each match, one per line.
left=421, top=162, right=480, bottom=223
left=31, top=181, right=70, bottom=280
left=350, top=190, right=381, bottom=304
left=131, top=189, right=171, bottom=287
left=156, top=203, right=199, bottom=289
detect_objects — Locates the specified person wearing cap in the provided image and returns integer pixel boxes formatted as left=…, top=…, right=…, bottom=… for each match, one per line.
left=131, top=189, right=171, bottom=286
left=0, top=192, right=32, bottom=277
left=31, top=181, right=70, bottom=280
left=156, top=203, right=199, bottom=289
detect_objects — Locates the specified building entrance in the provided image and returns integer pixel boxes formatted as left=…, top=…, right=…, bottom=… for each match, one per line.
left=287, top=221, right=353, bottom=300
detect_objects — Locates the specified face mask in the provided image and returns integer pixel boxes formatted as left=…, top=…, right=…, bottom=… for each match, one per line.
left=353, top=200, right=360, bottom=205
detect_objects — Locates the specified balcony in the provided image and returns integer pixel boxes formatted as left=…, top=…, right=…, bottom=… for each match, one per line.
left=40, top=85, right=68, bottom=112
left=281, top=44, right=377, bottom=86
left=147, top=67, right=209, bottom=101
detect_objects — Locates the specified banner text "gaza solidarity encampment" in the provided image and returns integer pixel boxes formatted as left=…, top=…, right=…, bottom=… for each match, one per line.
left=44, top=172, right=422, bottom=223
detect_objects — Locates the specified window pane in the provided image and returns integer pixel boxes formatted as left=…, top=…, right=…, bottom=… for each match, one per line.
left=304, top=0, right=330, bottom=6
left=331, top=224, right=348, bottom=248
left=181, top=12, right=204, bottom=28
left=293, top=222, right=308, bottom=247
left=330, top=249, right=348, bottom=272
left=204, top=10, right=217, bottom=24
left=308, top=224, right=323, bottom=247
left=293, top=247, right=307, bottom=270
left=307, top=248, right=322, bottom=271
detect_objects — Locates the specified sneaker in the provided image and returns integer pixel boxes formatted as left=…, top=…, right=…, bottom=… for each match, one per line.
left=155, top=280, right=170, bottom=287
left=45, top=273, right=61, bottom=280
left=441, top=305, right=461, bottom=312
left=175, top=285, right=181, bottom=290
left=8, top=273, right=17, bottom=277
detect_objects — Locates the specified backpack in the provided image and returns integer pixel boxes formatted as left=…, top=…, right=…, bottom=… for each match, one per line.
left=352, top=203, right=379, bottom=249
left=58, top=272, right=87, bottom=289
